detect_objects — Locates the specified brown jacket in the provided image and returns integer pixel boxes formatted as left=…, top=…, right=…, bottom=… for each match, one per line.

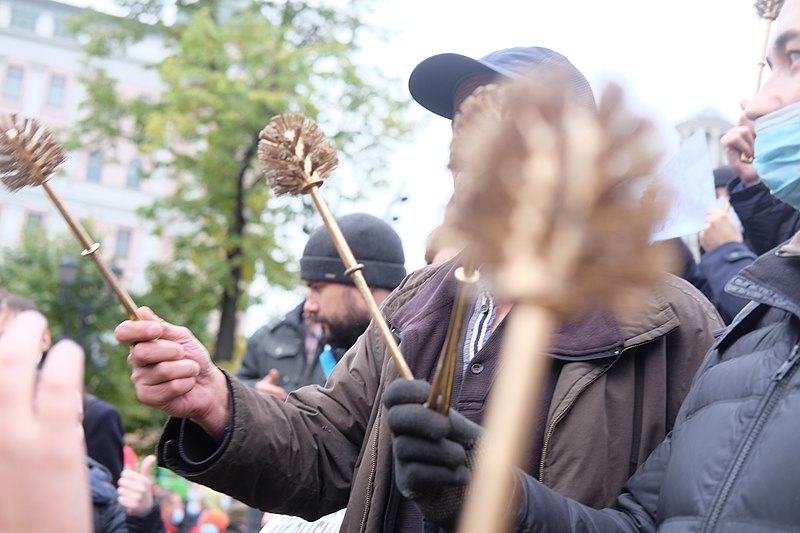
left=157, top=262, right=723, bottom=532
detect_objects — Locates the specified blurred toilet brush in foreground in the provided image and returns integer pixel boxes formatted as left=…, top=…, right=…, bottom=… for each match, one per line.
left=258, top=113, right=413, bottom=379
left=446, top=72, right=675, bottom=533
left=0, top=114, right=141, bottom=319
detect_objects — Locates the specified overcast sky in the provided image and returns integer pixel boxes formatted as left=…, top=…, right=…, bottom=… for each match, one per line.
left=71, top=0, right=769, bottom=332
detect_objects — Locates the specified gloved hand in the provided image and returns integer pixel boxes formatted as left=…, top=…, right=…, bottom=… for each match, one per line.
left=382, top=379, right=482, bottom=529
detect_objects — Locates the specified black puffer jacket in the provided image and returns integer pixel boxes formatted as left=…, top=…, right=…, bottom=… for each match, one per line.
left=514, top=240, right=800, bottom=532
left=728, top=178, right=800, bottom=255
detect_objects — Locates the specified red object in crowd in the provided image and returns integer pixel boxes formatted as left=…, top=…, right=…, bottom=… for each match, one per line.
left=190, top=509, right=229, bottom=533
left=123, top=445, right=138, bottom=469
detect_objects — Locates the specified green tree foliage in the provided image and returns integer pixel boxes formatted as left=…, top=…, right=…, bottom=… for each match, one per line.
left=0, top=229, right=166, bottom=443
left=69, top=0, right=413, bottom=361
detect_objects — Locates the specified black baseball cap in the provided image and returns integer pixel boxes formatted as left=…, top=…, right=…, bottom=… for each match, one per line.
left=409, top=46, right=595, bottom=119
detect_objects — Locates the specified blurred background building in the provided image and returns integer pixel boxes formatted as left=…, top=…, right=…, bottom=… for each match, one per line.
left=675, top=107, right=735, bottom=169
left=0, top=0, right=171, bottom=291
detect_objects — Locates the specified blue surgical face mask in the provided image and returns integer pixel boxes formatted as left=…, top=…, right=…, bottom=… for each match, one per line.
left=754, top=101, right=800, bottom=209
left=170, top=509, right=185, bottom=526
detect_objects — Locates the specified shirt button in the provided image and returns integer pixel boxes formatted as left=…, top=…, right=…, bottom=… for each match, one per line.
left=480, top=304, right=489, bottom=313
left=470, top=363, right=484, bottom=375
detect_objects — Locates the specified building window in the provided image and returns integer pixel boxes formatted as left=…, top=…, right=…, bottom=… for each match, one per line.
left=52, top=15, right=72, bottom=39
left=25, top=213, right=44, bottom=234
left=47, top=74, right=66, bottom=107
left=86, top=150, right=103, bottom=182
left=3, top=66, right=24, bottom=99
left=126, top=159, right=142, bottom=189
left=10, top=4, right=40, bottom=31
left=115, top=228, right=132, bottom=258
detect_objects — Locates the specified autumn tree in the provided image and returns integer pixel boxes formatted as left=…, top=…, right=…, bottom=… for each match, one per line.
left=70, top=0, right=413, bottom=360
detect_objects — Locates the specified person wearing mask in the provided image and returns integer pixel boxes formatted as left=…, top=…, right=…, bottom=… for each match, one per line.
left=386, top=1, right=800, bottom=529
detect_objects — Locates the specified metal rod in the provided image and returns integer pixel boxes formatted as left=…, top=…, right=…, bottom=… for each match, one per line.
left=41, top=181, right=142, bottom=320
left=426, top=263, right=478, bottom=413
left=755, top=19, right=774, bottom=93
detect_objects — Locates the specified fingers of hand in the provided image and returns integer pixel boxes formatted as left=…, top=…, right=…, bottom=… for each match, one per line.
left=131, top=356, right=199, bottom=408
left=117, top=470, right=148, bottom=494
left=394, top=434, right=467, bottom=469
left=159, top=321, right=200, bottom=345
left=117, top=474, right=152, bottom=516
left=388, top=403, right=450, bottom=440
left=722, top=130, right=754, bottom=157
left=36, top=339, right=85, bottom=431
left=139, top=454, right=157, bottom=477
left=129, top=339, right=186, bottom=367
left=266, top=368, right=280, bottom=384
left=448, top=411, right=482, bottom=445
left=398, top=462, right=471, bottom=494
left=0, top=311, right=50, bottom=409
left=115, top=318, right=164, bottom=345
left=255, top=382, right=288, bottom=401
left=135, top=377, right=197, bottom=408
left=382, top=379, right=431, bottom=408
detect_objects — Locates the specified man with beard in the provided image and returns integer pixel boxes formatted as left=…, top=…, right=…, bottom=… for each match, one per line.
left=236, top=213, right=405, bottom=532
left=236, top=212, right=406, bottom=402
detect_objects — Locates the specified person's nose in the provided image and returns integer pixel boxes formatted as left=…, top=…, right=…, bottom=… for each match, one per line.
left=303, top=296, right=319, bottom=315
left=745, top=75, right=784, bottom=122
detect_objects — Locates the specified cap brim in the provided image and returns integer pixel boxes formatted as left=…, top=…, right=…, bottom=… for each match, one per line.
left=409, top=53, right=499, bottom=120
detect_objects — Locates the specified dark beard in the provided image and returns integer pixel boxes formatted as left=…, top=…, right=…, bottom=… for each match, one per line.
left=322, top=311, right=371, bottom=351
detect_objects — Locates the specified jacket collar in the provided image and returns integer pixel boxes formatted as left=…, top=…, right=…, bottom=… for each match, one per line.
left=726, top=231, right=800, bottom=319
left=391, top=261, right=681, bottom=361
left=618, top=277, right=682, bottom=349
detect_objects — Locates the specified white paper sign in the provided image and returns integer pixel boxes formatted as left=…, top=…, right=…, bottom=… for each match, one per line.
left=651, top=129, right=716, bottom=241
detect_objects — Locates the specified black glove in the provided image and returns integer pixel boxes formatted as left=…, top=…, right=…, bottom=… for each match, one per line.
left=382, top=379, right=482, bottom=530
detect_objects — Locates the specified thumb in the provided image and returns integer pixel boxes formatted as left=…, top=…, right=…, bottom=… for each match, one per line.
left=137, top=306, right=158, bottom=321
left=139, top=455, right=157, bottom=478
left=266, top=368, right=280, bottom=384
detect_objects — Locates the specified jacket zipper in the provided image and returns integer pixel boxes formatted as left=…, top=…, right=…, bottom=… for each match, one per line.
left=359, top=399, right=381, bottom=533
left=538, top=344, right=634, bottom=481
left=701, top=343, right=800, bottom=533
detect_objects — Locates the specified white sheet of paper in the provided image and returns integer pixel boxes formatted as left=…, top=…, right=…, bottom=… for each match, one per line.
left=260, top=509, right=345, bottom=533
left=651, top=129, right=716, bottom=242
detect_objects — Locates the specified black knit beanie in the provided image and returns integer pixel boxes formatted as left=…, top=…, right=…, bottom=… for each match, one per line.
left=300, top=213, right=406, bottom=290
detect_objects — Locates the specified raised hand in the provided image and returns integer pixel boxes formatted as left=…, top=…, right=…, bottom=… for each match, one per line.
left=115, top=307, right=230, bottom=440
left=117, top=455, right=157, bottom=517
left=0, top=311, right=89, bottom=533
left=700, top=207, right=744, bottom=252
left=255, top=369, right=289, bottom=401
left=721, top=100, right=760, bottom=187
left=382, top=379, right=482, bottom=529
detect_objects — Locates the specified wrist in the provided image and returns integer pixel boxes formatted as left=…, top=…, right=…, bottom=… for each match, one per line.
left=193, top=367, right=230, bottom=441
